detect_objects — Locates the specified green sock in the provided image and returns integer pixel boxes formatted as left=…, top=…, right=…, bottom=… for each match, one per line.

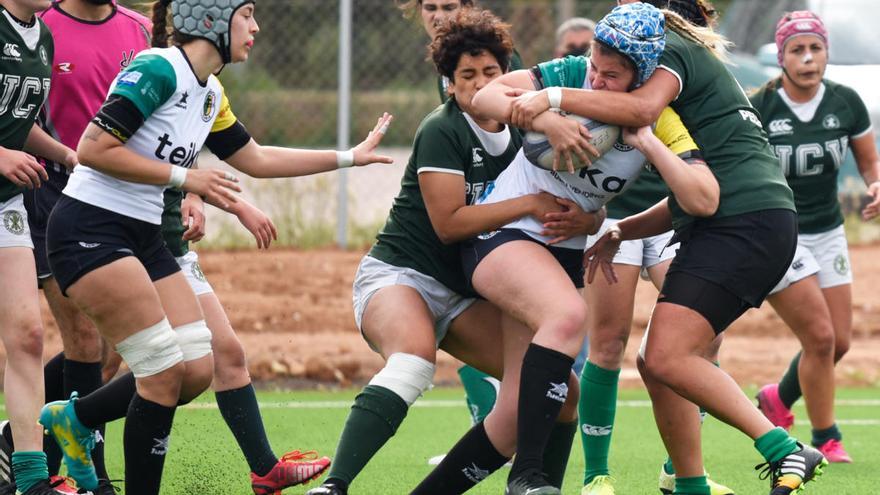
left=811, top=423, right=842, bottom=447
left=755, top=427, right=799, bottom=464
left=777, top=352, right=802, bottom=409
left=543, top=421, right=577, bottom=488
left=11, top=451, right=48, bottom=494
left=325, top=385, right=408, bottom=488
left=673, top=475, right=711, bottom=495
left=458, top=365, right=499, bottom=424
left=579, top=361, right=620, bottom=484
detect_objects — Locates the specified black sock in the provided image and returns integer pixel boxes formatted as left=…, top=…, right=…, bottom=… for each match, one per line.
left=74, top=372, right=137, bottom=428
left=510, top=344, right=574, bottom=480
left=542, top=421, right=577, bottom=488
left=215, top=384, right=278, bottom=476
left=43, top=352, right=65, bottom=475
left=811, top=423, right=842, bottom=447
left=777, top=352, right=802, bottom=410
left=63, top=359, right=108, bottom=480
left=410, top=422, right=509, bottom=495
left=123, top=394, right=176, bottom=495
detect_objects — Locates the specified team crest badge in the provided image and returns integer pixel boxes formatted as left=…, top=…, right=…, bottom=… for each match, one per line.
left=833, top=254, right=848, bottom=276
left=191, top=260, right=207, bottom=282
left=202, top=91, right=217, bottom=122
left=823, top=114, right=840, bottom=130
left=3, top=211, right=25, bottom=235
left=39, top=46, right=48, bottom=66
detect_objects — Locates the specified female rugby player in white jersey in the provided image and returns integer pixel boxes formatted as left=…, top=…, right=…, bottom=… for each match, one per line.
left=37, top=1, right=392, bottom=494
left=463, top=5, right=719, bottom=494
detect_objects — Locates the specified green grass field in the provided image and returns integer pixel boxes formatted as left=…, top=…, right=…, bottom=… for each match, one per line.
left=59, top=387, right=879, bottom=494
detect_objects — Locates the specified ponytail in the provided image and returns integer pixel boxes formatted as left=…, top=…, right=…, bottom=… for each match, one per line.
left=151, top=0, right=172, bottom=48
left=662, top=9, right=731, bottom=62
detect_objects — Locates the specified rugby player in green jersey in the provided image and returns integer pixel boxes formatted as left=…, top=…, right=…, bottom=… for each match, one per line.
left=307, top=10, right=592, bottom=495
left=0, top=0, right=84, bottom=493
left=505, top=1, right=829, bottom=493
left=399, top=0, right=524, bottom=433
left=751, top=11, right=880, bottom=465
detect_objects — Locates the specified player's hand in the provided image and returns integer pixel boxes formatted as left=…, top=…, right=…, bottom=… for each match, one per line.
left=0, top=147, right=47, bottom=189
left=509, top=88, right=551, bottom=130
left=352, top=113, right=394, bottom=167
left=529, top=191, right=567, bottom=220
left=62, top=147, right=78, bottom=171
left=862, top=180, right=880, bottom=221
left=543, top=202, right=606, bottom=244
left=236, top=202, right=277, bottom=249
left=622, top=125, right=655, bottom=151
left=181, top=193, right=206, bottom=242
left=540, top=112, right=599, bottom=173
left=584, top=224, right=622, bottom=284
left=183, top=168, right=241, bottom=209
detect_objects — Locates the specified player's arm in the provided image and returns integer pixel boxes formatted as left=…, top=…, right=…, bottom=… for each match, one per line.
left=420, top=171, right=563, bottom=244
left=850, top=129, right=880, bottom=220
left=635, top=108, right=719, bottom=217
left=24, top=124, right=77, bottom=169
left=470, top=69, right=535, bottom=123
left=612, top=197, right=673, bottom=241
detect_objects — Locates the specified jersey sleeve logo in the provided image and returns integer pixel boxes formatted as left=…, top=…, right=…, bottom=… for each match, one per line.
left=202, top=90, right=217, bottom=122
left=118, top=71, right=143, bottom=86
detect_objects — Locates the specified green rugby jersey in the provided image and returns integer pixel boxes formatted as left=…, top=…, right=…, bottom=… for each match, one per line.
left=750, top=79, right=871, bottom=233
left=605, top=169, right=668, bottom=219
left=0, top=8, right=53, bottom=202
left=659, top=31, right=794, bottom=229
left=437, top=49, right=523, bottom=103
left=370, top=98, right=521, bottom=296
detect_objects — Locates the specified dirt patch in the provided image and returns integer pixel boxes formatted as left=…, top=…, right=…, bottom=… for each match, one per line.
left=19, top=245, right=880, bottom=389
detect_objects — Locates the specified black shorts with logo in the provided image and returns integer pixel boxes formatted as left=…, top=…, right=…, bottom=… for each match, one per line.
left=47, top=195, right=180, bottom=296
left=461, top=228, right=585, bottom=290
left=660, top=209, right=797, bottom=333
left=23, top=167, right=68, bottom=281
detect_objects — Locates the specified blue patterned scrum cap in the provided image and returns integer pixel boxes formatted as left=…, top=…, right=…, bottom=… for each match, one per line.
left=594, top=2, right=666, bottom=86
left=172, top=0, right=255, bottom=63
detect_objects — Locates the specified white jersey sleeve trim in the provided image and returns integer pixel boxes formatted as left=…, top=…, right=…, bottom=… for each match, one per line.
left=853, top=124, right=874, bottom=140
left=417, top=167, right=465, bottom=176
left=657, top=65, right=683, bottom=100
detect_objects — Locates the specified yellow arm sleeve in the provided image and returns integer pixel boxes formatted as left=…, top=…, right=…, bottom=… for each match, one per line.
left=653, top=107, right=699, bottom=156
left=210, top=85, right=239, bottom=133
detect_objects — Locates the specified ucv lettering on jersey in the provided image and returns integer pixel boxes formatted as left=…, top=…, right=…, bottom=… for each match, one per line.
left=0, top=75, right=50, bottom=119
left=774, top=136, right=848, bottom=177
left=154, top=133, right=199, bottom=168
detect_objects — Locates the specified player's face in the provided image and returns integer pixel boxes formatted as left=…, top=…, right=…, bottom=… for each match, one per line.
left=421, top=0, right=464, bottom=40
left=588, top=44, right=636, bottom=92
left=230, top=3, right=259, bottom=63
left=555, top=29, right=594, bottom=58
left=782, top=34, right=827, bottom=90
left=448, top=50, right=502, bottom=117
left=617, top=0, right=640, bottom=5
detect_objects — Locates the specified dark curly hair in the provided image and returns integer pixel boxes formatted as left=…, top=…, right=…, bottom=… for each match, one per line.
left=429, top=9, right=513, bottom=82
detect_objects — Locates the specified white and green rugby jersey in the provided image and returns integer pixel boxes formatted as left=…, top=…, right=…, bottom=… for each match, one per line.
left=65, top=47, right=223, bottom=224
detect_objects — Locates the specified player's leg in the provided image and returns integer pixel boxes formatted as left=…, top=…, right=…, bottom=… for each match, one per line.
left=470, top=238, right=585, bottom=493
left=0, top=246, right=56, bottom=495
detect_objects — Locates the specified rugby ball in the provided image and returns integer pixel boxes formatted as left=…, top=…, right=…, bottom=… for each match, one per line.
left=523, top=112, right=621, bottom=171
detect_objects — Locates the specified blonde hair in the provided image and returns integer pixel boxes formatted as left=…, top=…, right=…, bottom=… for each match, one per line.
left=662, top=9, right=731, bottom=62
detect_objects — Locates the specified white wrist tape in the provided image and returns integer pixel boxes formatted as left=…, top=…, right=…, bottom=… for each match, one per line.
left=115, top=318, right=183, bottom=378
left=336, top=149, right=354, bottom=169
left=168, top=166, right=188, bottom=189
left=547, top=86, right=563, bottom=110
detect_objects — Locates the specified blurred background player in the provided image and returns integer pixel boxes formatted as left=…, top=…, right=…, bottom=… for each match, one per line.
left=751, top=10, right=880, bottom=464
left=553, top=17, right=595, bottom=58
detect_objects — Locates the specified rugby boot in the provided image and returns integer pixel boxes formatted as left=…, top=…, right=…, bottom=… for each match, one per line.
left=0, top=422, right=12, bottom=484
left=582, top=475, right=615, bottom=494
left=506, top=469, right=561, bottom=495
left=250, top=450, right=330, bottom=495
left=756, top=385, right=795, bottom=432
left=47, top=477, right=77, bottom=494
left=755, top=443, right=827, bottom=495
left=38, top=393, right=98, bottom=491
left=815, top=439, right=852, bottom=463
left=304, top=482, right=347, bottom=495
left=658, top=465, right=735, bottom=494
left=16, top=479, right=67, bottom=495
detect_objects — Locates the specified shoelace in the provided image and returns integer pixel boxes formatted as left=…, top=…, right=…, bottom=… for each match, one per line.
left=754, top=460, right=779, bottom=482
left=280, top=450, right=320, bottom=463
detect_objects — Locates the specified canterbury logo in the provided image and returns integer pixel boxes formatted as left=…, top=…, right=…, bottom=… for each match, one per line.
left=546, top=382, right=568, bottom=403
left=2, top=43, right=20, bottom=58
left=768, top=119, right=793, bottom=135
left=582, top=424, right=613, bottom=436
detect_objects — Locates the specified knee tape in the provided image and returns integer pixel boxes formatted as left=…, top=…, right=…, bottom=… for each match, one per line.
left=368, top=353, right=435, bottom=406
left=175, top=320, right=213, bottom=362
left=115, top=318, right=183, bottom=378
